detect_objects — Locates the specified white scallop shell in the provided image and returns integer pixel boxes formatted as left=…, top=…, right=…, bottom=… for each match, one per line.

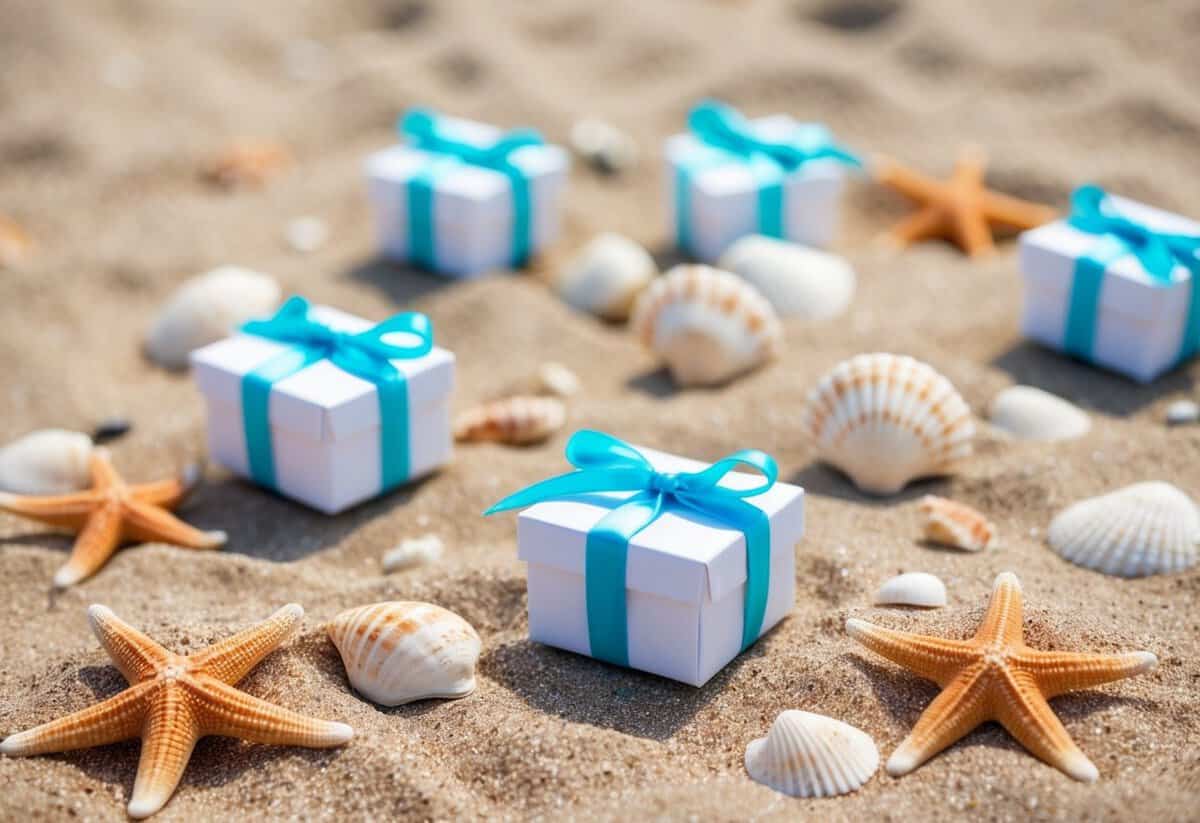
left=988, top=385, right=1090, bottom=441
left=556, top=233, right=656, bottom=320
left=919, top=495, right=995, bottom=552
left=745, top=710, right=879, bottom=798
left=146, top=266, right=281, bottom=369
left=874, top=572, right=947, bottom=607
left=630, top=264, right=781, bottom=387
left=0, top=429, right=93, bottom=494
left=1047, top=482, right=1200, bottom=577
left=453, top=395, right=566, bottom=445
left=382, top=535, right=444, bottom=572
left=800, top=353, right=974, bottom=495
left=718, top=234, right=855, bottom=320
left=327, top=601, right=481, bottom=707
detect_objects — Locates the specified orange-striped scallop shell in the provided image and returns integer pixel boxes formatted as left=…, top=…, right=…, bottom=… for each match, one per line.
left=453, top=395, right=566, bottom=445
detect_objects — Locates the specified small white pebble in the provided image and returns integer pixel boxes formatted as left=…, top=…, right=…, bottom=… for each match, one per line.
left=382, top=534, right=443, bottom=572
left=1165, top=399, right=1199, bottom=425
left=568, top=118, right=638, bottom=175
left=536, top=362, right=581, bottom=398
left=285, top=217, right=329, bottom=254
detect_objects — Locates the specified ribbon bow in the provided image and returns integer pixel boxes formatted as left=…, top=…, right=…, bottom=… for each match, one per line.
left=1068, top=184, right=1200, bottom=283
left=687, top=99, right=862, bottom=171
left=487, top=430, right=777, bottom=667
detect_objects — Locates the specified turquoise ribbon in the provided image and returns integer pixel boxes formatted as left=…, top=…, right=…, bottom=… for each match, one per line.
left=239, top=296, right=433, bottom=493
left=1063, top=184, right=1200, bottom=363
left=675, top=99, right=861, bottom=255
left=399, top=108, right=545, bottom=269
left=485, top=430, right=778, bottom=668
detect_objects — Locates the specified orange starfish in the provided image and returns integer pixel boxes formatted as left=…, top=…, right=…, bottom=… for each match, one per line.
left=0, top=449, right=225, bottom=587
left=874, top=147, right=1057, bottom=256
left=0, top=604, right=353, bottom=819
left=847, top=572, right=1156, bottom=782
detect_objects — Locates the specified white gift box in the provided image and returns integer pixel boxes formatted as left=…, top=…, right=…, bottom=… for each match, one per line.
left=1019, top=195, right=1200, bottom=383
left=365, top=115, right=569, bottom=278
left=665, top=115, right=847, bottom=263
left=515, top=446, right=804, bottom=686
left=190, top=304, right=455, bottom=514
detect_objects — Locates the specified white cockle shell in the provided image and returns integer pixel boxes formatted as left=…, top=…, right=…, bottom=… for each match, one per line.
left=718, top=234, right=856, bottom=320
left=988, top=385, right=1090, bottom=441
left=0, top=429, right=93, bottom=495
left=873, top=572, right=947, bottom=608
left=745, top=710, right=879, bottom=798
left=556, top=233, right=656, bottom=320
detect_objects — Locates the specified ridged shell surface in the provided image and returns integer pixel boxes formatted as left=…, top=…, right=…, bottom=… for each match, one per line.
left=988, top=385, right=1090, bottom=441
left=744, top=710, right=879, bottom=798
left=919, top=495, right=995, bottom=552
left=800, top=353, right=974, bottom=495
left=0, top=429, right=93, bottom=494
left=453, top=396, right=566, bottom=445
left=630, top=264, right=781, bottom=387
left=718, top=234, right=855, bottom=320
left=556, top=233, right=656, bottom=320
left=327, top=602, right=481, bottom=706
left=1047, top=482, right=1200, bottom=577
left=874, top=572, right=947, bottom=607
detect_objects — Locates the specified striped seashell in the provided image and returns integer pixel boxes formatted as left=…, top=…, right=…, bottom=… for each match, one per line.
left=745, top=710, right=879, bottom=798
left=630, top=264, right=781, bottom=387
left=1047, top=482, right=1200, bottom=577
left=327, top=601, right=481, bottom=707
left=799, top=353, right=974, bottom=496
left=0, top=429, right=93, bottom=495
left=874, top=572, right=947, bottom=608
left=919, top=495, right=995, bottom=552
left=555, top=233, right=656, bottom=320
left=453, top=396, right=566, bottom=445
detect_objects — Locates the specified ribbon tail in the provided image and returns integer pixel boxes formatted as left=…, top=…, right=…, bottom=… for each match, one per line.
left=484, top=468, right=651, bottom=515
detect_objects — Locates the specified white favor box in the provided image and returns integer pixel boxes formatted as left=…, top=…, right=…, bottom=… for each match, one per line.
left=191, top=305, right=455, bottom=514
left=516, top=446, right=804, bottom=686
left=1019, top=195, right=1200, bottom=383
left=365, top=115, right=569, bottom=277
left=666, top=115, right=847, bottom=262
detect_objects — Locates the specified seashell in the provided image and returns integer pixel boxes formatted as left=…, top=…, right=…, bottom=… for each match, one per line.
left=0, top=214, right=34, bottom=269
left=535, top=362, right=581, bottom=398
left=874, top=572, right=947, bottom=607
left=718, top=234, right=856, bottom=320
left=569, top=118, right=638, bottom=175
left=919, top=495, right=995, bottom=552
left=0, top=429, right=94, bottom=495
left=630, top=264, right=781, bottom=387
left=1165, top=399, right=1199, bottom=426
left=382, top=534, right=444, bottom=572
left=145, top=266, right=281, bottom=370
left=556, top=233, right=656, bottom=320
left=201, top=139, right=291, bottom=188
left=1047, top=482, right=1200, bottom=577
left=987, top=385, right=1090, bottom=441
left=453, top=396, right=566, bottom=445
left=800, top=353, right=974, bottom=495
left=327, top=601, right=481, bottom=706
left=744, top=710, right=879, bottom=798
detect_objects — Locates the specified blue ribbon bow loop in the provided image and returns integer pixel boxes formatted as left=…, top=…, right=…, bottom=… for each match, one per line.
left=239, top=296, right=435, bottom=494
left=398, top=108, right=546, bottom=269
left=486, top=430, right=778, bottom=668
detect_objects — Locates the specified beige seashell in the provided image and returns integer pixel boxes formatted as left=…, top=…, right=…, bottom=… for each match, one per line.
left=202, top=139, right=292, bottom=188
left=0, top=214, right=34, bottom=269
left=988, top=385, right=1090, bottom=441
left=745, top=710, right=879, bottom=798
left=382, top=534, right=444, bottom=572
left=146, top=266, right=281, bottom=370
left=535, top=362, right=581, bottom=398
left=800, top=353, right=974, bottom=495
left=630, top=264, right=781, bottom=387
left=0, top=429, right=93, bottom=495
left=718, top=234, right=856, bottom=320
left=1047, top=482, right=1200, bottom=577
left=874, top=572, right=947, bottom=608
left=556, top=233, right=656, bottom=320
left=919, top=495, right=995, bottom=552
left=453, top=396, right=566, bottom=445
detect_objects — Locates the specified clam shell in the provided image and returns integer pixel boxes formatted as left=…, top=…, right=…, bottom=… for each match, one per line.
left=745, top=710, right=879, bottom=798
left=874, top=572, right=947, bottom=607
left=0, top=429, right=93, bottom=495
left=800, top=353, right=974, bottom=495
left=988, top=385, right=1090, bottom=441
left=453, top=396, right=566, bottom=445
left=382, top=535, right=444, bottom=572
left=556, top=233, right=656, bottom=320
left=1047, top=482, right=1200, bottom=577
left=919, top=495, right=995, bottom=552
left=327, top=601, right=481, bottom=706
left=630, top=264, right=781, bottom=387
left=718, top=234, right=855, bottom=320
left=146, top=266, right=281, bottom=370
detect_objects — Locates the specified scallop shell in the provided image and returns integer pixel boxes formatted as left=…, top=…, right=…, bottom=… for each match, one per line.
left=327, top=601, right=481, bottom=706
left=1047, top=482, right=1200, bottom=577
left=453, top=396, right=566, bottom=445
left=919, top=495, right=995, bottom=552
left=630, top=264, right=781, bottom=387
left=988, top=385, right=1090, bottom=441
left=799, top=353, right=974, bottom=495
left=874, top=572, right=947, bottom=607
left=0, top=429, right=93, bottom=495
left=718, top=234, right=856, bottom=320
left=382, top=535, right=444, bottom=572
left=745, top=710, right=879, bottom=798
left=146, top=266, right=281, bottom=370
left=556, top=233, right=656, bottom=320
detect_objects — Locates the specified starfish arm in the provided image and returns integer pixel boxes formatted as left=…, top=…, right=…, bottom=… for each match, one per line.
left=996, top=669, right=1098, bottom=782
left=130, top=464, right=203, bottom=510
left=973, top=572, right=1025, bottom=647
left=0, top=681, right=150, bottom=756
left=873, top=156, right=944, bottom=202
left=87, top=605, right=172, bottom=684
left=193, top=676, right=353, bottom=748
left=951, top=204, right=996, bottom=257
left=190, top=604, right=305, bottom=685
left=981, top=191, right=1058, bottom=230
left=886, top=663, right=991, bottom=776
left=951, top=145, right=988, bottom=187
left=54, top=502, right=125, bottom=588
left=1013, top=649, right=1158, bottom=699
left=885, top=206, right=948, bottom=248
left=127, top=686, right=201, bottom=819
left=121, top=499, right=226, bottom=549
left=846, top=618, right=979, bottom=687
left=0, top=490, right=100, bottom=530
left=88, top=450, right=121, bottom=491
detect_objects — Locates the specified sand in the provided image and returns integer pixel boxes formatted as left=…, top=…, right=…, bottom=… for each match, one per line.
left=1, top=0, right=1199, bottom=820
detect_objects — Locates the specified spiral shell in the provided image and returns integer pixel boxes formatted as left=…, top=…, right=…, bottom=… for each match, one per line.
left=919, top=495, right=995, bottom=552
left=745, top=710, right=879, bottom=798
left=453, top=396, right=566, bottom=445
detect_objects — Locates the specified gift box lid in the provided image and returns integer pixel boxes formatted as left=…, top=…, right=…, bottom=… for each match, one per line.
left=190, top=304, right=455, bottom=444
left=516, top=446, right=804, bottom=606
